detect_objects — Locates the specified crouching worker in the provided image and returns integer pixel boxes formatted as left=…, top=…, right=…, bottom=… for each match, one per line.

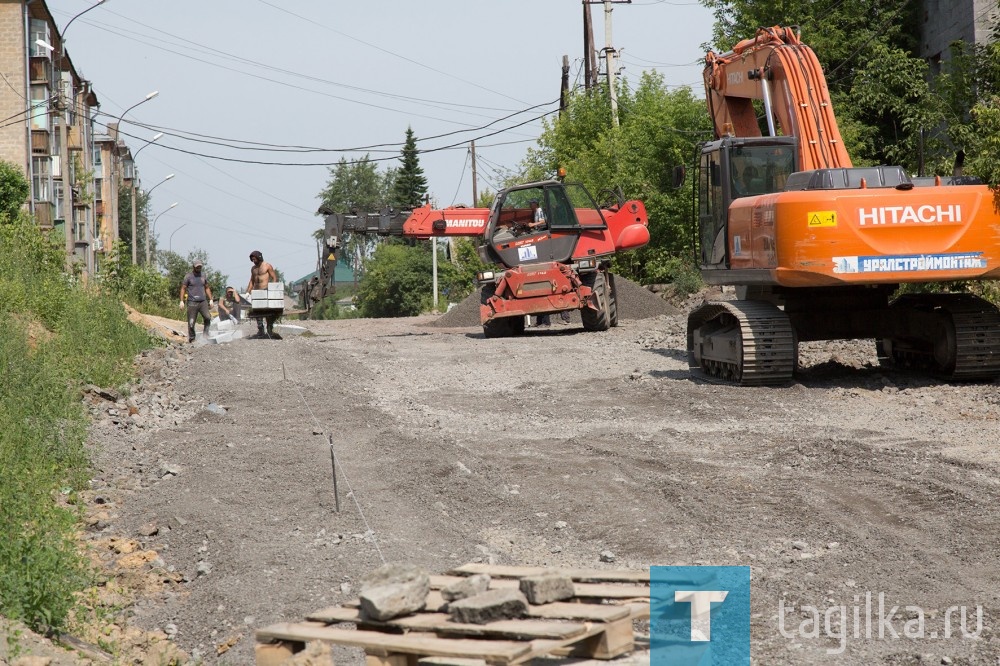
left=180, top=260, right=213, bottom=343
left=218, top=286, right=242, bottom=323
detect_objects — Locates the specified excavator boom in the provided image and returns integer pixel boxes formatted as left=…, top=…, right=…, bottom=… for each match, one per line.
left=705, top=25, right=851, bottom=171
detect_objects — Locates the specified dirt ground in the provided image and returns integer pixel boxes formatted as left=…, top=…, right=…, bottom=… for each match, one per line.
left=7, top=293, right=1000, bottom=665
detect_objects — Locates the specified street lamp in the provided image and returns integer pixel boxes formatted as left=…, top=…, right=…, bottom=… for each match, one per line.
left=149, top=202, right=178, bottom=265
left=115, top=90, right=159, bottom=264
left=62, top=0, right=108, bottom=41
left=142, top=173, right=174, bottom=265
left=130, top=132, right=163, bottom=268
left=168, top=223, right=187, bottom=253
left=133, top=132, right=163, bottom=159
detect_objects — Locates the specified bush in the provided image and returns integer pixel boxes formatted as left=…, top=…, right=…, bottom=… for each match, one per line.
left=617, top=249, right=703, bottom=297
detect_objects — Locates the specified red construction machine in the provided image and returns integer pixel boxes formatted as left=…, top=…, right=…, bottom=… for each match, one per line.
left=319, top=179, right=649, bottom=337
left=685, top=25, right=1000, bottom=384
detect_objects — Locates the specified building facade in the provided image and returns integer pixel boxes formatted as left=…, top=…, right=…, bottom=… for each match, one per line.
left=0, top=0, right=134, bottom=277
left=920, top=0, right=997, bottom=68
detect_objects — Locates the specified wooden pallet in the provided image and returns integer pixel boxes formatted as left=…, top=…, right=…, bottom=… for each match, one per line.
left=255, top=564, right=650, bottom=666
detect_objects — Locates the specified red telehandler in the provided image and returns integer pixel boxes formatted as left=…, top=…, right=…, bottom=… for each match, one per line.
left=684, top=26, right=1000, bottom=384
left=318, top=179, right=649, bottom=337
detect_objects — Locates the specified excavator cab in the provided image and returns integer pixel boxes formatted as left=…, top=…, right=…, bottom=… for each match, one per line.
left=482, top=181, right=603, bottom=268
left=696, top=136, right=798, bottom=269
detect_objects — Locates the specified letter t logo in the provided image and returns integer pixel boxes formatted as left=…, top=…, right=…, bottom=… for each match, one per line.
left=675, top=590, right=729, bottom=641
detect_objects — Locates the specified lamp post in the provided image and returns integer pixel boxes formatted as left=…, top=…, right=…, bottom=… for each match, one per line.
left=62, top=0, right=108, bottom=40
left=149, top=202, right=178, bottom=266
left=130, top=132, right=162, bottom=269
left=168, top=223, right=187, bottom=253
left=144, top=176, right=175, bottom=265
left=115, top=91, right=159, bottom=264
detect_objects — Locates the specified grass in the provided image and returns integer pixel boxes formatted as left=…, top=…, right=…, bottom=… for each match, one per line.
left=0, top=218, right=156, bottom=635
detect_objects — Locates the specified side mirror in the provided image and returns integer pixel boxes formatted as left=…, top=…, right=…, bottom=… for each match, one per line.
left=672, top=165, right=686, bottom=189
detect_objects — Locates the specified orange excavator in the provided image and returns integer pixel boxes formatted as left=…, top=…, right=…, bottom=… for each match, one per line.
left=686, top=25, right=1000, bottom=384
left=319, top=178, right=649, bottom=337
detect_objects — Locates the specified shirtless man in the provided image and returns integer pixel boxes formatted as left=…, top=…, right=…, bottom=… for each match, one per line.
left=245, top=250, right=280, bottom=339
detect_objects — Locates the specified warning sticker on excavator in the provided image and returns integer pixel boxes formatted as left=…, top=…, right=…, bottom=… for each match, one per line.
left=808, top=211, right=837, bottom=227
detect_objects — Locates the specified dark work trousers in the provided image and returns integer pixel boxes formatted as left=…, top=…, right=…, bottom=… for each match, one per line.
left=256, top=314, right=277, bottom=336
left=186, top=299, right=211, bottom=342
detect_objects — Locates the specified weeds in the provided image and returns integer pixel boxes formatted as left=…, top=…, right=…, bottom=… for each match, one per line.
left=0, top=217, right=155, bottom=633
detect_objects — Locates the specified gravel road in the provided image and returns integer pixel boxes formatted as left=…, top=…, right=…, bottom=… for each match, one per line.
left=58, top=296, right=1000, bottom=665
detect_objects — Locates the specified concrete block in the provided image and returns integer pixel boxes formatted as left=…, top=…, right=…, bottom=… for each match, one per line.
left=448, top=588, right=528, bottom=625
left=519, top=573, right=575, bottom=604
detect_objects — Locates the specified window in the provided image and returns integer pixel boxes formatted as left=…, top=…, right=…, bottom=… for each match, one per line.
left=94, top=178, right=103, bottom=202
left=30, top=19, right=50, bottom=58
left=53, top=180, right=63, bottom=219
left=73, top=208, right=86, bottom=243
left=32, top=157, right=51, bottom=202
left=30, top=85, right=49, bottom=131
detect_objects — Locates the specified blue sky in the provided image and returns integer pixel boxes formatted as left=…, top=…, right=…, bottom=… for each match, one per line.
left=49, top=0, right=715, bottom=285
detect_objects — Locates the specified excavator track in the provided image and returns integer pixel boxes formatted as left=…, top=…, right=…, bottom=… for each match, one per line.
left=879, top=294, right=1000, bottom=380
left=687, top=300, right=797, bottom=386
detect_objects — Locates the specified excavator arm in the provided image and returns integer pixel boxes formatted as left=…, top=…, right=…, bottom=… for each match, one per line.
left=705, top=25, right=851, bottom=171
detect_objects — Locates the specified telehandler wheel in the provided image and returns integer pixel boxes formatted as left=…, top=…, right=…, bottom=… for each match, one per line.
left=581, top=271, right=611, bottom=332
left=483, top=318, right=515, bottom=338
left=607, top=273, right=619, bottom=327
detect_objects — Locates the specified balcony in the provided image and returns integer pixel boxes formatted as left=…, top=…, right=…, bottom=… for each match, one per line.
left=67, top=126, right=83, bottom=152
left=31, top=130, right=50, bottom=155
left=29, top=60, right=50, bottom=84
left=34, top=202, right=55, bottom=229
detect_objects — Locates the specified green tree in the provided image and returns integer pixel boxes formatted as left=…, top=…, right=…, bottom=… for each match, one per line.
left=355, top=242, right=464, bottom=317
left=117, top=184, right=150, bottom=260
left=0, top=161, right=29, bottom=221
left=522, top=71, right=712, bottom=281
left=316, top=156, right=397, bottom=283
left=393, top=126, right=428, bottom=209
left=158, top=249, right=229, bottom=299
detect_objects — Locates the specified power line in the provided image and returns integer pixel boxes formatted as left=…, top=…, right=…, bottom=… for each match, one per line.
left=96, top=97, right=559, bottom=155
left=74, top=11, right=522, bottom=118
left=253, top=0, right=528, bottom=106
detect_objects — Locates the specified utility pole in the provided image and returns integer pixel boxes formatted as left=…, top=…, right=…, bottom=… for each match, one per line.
left=470, top=140, right=478, bottom=204
left=604, top=0, right=619, bottom=127
left=582, top=1, right=596, bottom=91
left=584, top=1, right=629, bottom=126
left=428, top=193, right=438, bottom=311
left=560, top=55, right=570, bottom=117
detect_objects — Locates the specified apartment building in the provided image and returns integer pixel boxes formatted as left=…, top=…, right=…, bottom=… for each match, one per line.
left=0, top=0, right=131, bottom=277
left=921, top=0, right=998, bottom=69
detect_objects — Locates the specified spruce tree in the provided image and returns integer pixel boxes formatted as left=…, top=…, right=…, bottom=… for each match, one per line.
left=393, top=127, right=428, bottom=210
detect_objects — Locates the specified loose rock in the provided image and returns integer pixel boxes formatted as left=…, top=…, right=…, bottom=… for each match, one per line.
left=449, top=589, right=528, bottom=625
